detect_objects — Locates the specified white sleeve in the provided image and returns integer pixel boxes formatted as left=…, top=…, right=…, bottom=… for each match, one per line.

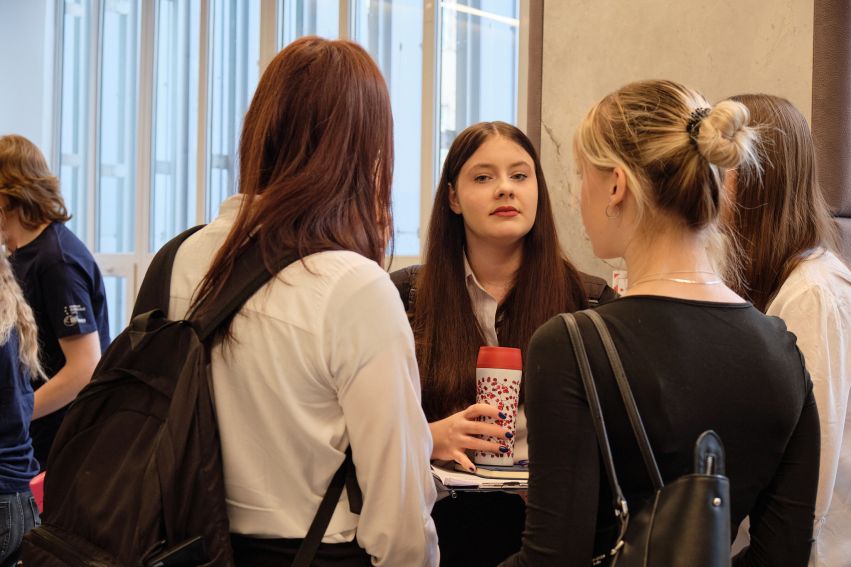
left=323, top=263, right=439, bottom=567
left=770, top=285, right=851, bottom=531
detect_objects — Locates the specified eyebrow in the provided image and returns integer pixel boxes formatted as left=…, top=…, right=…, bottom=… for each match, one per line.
left=469, top=161, right=532, bottom=169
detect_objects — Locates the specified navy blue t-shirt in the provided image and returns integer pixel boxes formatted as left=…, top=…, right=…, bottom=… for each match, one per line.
left=10, top=222, right=110, bottom=466
left=0, top=329, right=39, bottom=493
left=10, top=222, right=110, bottom=376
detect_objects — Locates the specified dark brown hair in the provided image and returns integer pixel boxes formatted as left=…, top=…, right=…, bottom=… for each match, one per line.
left=726, top=94, right=839, bottom=311
left=193, top=37, right=393, bottom=310
left=0, top=134, right=71, bottom=229
left=414, top=122, right=587, bottom=420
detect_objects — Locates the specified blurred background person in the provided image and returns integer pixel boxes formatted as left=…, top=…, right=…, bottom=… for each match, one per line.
left=0, top=134, right=109, bottom=468
left=0, top=243, right=45, bottom=565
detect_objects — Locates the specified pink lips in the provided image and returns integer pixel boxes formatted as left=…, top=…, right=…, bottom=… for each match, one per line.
left=491, top=206, right=519, bottom=217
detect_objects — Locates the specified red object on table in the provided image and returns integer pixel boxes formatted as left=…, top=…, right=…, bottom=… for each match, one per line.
left=30, top=471, right=45, bottom=513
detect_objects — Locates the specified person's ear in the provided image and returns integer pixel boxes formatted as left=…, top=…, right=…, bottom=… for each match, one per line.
left=448, top=183, right=462, bottom=215
left=609, top=167, right=628, bottom=209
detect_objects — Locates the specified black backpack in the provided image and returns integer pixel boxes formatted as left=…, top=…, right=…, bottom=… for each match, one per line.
left=21, top=227, right=361, bottom=567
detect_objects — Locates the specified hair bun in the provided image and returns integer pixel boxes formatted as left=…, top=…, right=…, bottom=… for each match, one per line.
left=694, top=100, right=757, bottom=169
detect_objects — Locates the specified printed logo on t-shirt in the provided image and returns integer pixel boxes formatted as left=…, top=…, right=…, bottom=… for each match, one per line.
left=63, top=304, right=88, bottom=327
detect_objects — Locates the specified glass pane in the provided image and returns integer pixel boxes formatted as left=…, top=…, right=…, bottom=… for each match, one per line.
left=98, top=0, right=140, bottom=253
left=437, top=0, right=519, bottom=175
left=59, top=0, right=90, bottom=241
left=279, top=0, right=339, bottom=47
left=151, top=0, right=201, bottom=251
left=103, top=275, right=127, bottom=340
left=352, top=0, right=423, bottom=256
left=206, top=0, right=261, bottom=221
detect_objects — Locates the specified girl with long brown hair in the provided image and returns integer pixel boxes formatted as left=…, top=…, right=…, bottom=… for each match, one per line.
left=0, top=247, right=46, bottom=565
left=165, top=37, right=437, bottom=566
left=391, top=121, right=615, bottom=566
left=725, top=94, right=851, bottom=567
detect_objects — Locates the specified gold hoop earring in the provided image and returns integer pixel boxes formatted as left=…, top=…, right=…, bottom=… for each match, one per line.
left=605, top=204, right=621, bottom=219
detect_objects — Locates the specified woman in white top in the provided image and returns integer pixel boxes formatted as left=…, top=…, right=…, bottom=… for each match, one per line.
left=390, top=122, right=615, bottom=565
left=725, top=94, right=851, bottom=567
left=167, top=37, right=438, bottom=567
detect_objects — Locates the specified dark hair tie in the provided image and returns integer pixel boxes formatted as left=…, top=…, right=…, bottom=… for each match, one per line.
left=687, top=107, right=711, bottom=141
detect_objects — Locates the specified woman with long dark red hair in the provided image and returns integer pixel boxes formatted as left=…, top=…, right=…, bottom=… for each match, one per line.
left=391, top=121, right=615, bottom=565
left=166, top=37, right=438, bottom=566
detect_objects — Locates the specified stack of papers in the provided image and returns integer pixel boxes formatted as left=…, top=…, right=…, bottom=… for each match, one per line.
left=430, top=462, right=528, bottom=490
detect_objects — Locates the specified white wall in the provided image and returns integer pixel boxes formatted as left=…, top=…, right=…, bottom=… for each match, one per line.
left=0, top=0, right=55, bottom=159
left=541, top=0, right=815, bottom=281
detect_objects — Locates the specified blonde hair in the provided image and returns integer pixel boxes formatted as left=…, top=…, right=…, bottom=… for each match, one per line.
left=0, top=252, right=45, bottom=382
left=0, top=134, right=71, bottom=229
left=574, top=80, right=759, bottom=229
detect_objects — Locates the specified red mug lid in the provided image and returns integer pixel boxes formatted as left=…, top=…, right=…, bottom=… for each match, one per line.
left=476, top=346, right=522, bottom=370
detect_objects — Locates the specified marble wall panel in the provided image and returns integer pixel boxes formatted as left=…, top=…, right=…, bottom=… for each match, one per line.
left=541, top=0, right=814, bottom=281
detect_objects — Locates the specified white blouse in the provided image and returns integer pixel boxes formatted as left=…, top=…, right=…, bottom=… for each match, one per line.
left=168, top=195, right=439, bottom=566
left=767, top=250, right=851, bottom=567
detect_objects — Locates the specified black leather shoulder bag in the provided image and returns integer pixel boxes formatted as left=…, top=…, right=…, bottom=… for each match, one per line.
left=561, top=311, right=731, bottom=567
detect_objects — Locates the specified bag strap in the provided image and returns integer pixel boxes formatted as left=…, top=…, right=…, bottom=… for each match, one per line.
left=560, top=313, right=630, bottom=534
left=584, top=310, right=664, bottom=490
left=186, top=240, right=300, bottom=342
left=132, top=225, right=205, bottom=318
left=292, top=448, right=358, bottom=567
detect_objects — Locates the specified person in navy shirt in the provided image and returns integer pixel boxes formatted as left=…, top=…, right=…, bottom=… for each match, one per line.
left=0, top=135, right=110, bottom=468
left=0, top=247, right=46, bottom=564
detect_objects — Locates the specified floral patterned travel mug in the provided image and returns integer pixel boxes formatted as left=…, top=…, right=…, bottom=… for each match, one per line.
left=474, top=346, right=522, bottom=466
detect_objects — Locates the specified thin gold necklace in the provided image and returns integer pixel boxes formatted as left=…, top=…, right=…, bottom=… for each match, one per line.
left=629, top=270, right=722, bottom=288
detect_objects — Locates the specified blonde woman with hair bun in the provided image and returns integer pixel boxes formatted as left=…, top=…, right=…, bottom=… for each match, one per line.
left=501, top=80, right=818, bottom=566
left=0, top=248, right=46, bottom=565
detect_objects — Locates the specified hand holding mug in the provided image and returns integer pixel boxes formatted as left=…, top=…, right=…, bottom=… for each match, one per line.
left=429, top=403, right=511, bottom=472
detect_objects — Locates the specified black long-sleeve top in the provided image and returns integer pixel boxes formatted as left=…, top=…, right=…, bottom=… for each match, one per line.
left=501, top=296, right=820, bottom=567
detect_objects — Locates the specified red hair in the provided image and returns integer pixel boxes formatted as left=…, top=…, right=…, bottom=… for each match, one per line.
left=194, top=37, right=394, bottom=310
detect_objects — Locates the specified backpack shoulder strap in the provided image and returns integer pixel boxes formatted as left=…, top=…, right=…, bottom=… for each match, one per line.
left=577, top=270, right=617, bottom=306
left=389, top=264, right=421, bottom=313
left=584, top=309, right=664, bottom=490
left=560, top=313, right=628, bottom=519
left=132, top=225, right=206, bottom=318
left=292, top=449, right=357, bottom=567
left=188, top=240, right=300, bottom=342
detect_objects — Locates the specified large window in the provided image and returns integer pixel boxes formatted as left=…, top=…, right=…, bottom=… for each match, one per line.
left=206, top=0, right=261, bottom=221
left=151, top=0, right=200, bottom=251
left=54, top=0, right=525, bottom=331
left=57, top=0, right=143, bottom=339
left=351, top=0, right=424, bottom=256
left=437, top=1, right=520, bottom=170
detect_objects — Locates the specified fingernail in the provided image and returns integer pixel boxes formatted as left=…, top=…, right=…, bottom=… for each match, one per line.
left=499, top=446, right=509, bottom=453
left=499, top=412, right=507, bottom=419
left=469, top=466, right=476, bottom=473
left=505, top=431, right=514, bottom=439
